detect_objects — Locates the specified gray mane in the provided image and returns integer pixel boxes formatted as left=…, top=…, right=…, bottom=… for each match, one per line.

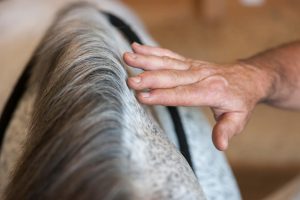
left=4, top=3, right=204, bottom=200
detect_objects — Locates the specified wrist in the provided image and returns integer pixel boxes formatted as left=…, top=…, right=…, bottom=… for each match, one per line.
left=237, top=59, right=280, bottom=104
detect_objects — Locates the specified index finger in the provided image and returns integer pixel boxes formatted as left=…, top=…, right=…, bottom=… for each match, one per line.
left=123, top=52, right=190, bottom=71
left=132, top=42, right=186, bottom=61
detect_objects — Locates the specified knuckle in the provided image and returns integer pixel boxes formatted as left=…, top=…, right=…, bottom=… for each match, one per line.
left=148, top=90, right=165, bottom=104
left=142, top=72, right=168, bottom=89
left=196, top=67, right=214, bottom=76
left=176, top=85, right=191, bottom=97
left=161, top=48, right=172, bottom=54
left=170, top=71, right=180, bottom=82
left=161, top=56, right=172, bottom=65
left=139, top=72, right=153, bottom=87
left=185, top=58, right=194, bottom=63
left=234, top=123, right=245, bottom=136
left=208, top=76, right=228, bottom=92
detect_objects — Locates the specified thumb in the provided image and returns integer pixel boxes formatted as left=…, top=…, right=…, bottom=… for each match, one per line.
left=212, top=112, right=248, bottom=151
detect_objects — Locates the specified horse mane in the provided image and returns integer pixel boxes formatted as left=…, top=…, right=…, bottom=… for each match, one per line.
left=4, top=3, right=204, bottom=200
left=5, top=4, right=140, bottom=200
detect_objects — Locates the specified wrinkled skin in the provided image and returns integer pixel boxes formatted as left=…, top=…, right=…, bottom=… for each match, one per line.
left=124, top=42, right=284, bottom=151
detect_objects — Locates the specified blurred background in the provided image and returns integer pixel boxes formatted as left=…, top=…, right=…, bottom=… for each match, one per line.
left=1, top=0, right=300, bottom=199
left=122, top=0, right=300, bottom=199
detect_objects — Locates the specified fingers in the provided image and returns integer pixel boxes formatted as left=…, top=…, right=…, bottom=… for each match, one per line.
left=133, top=74, right=228, bottom=106
left=136, top=82, right=249, bottom=151
left=131, top=42, right=185, bottom=61
left=128, top=69, right=200, bottom=90
left=136, top=87, right=198, bottom=106
left=212, top=112, right=248, bottom=151
left=127, top=64, right=218, bottom=91
left=123, top=45, right=253, bottom=151
left=135, top=83, right=218, bottom=107
left=123, top=52, right=189, bottom=71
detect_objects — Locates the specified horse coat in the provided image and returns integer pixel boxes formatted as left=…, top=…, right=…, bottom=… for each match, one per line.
left=0, top=1, right=241, bottom=199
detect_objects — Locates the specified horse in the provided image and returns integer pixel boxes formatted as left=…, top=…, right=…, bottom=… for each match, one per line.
left=0, top=1, right=241, bottom=200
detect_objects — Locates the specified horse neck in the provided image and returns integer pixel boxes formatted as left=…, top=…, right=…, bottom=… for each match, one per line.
left=5, top=4, right=205, bottom=200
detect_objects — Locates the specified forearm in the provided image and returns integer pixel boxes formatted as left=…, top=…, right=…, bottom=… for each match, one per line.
left=241, top=41, right=300, bottom=109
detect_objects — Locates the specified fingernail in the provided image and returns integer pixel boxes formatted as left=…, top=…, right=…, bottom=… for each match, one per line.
left=130, top=76, right=141, bottom=83
left=133, top=42, right=141, bottom=46
left=127, top=52, right=137, bottom=59
left=140, top=92, right=150, bottom=98
left=222, top=134, right=228, bottom=149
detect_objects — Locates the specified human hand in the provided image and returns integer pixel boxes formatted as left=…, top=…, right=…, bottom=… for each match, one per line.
left=124, top=43, right=269, bottom=151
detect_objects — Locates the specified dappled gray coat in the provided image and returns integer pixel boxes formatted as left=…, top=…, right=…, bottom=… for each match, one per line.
left=0, top=1, right=240, bottom=200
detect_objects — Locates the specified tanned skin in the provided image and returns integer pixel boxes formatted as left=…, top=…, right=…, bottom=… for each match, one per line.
left=123, top=41, right=300, bottom=151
